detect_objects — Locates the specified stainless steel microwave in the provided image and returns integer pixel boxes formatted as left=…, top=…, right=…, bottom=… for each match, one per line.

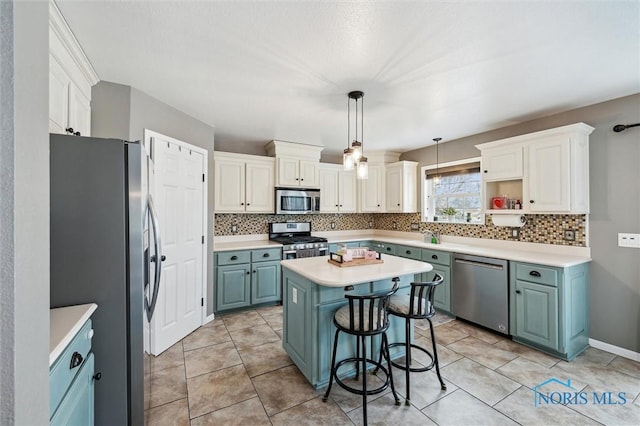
left=276, top=188, right=320, bottom=214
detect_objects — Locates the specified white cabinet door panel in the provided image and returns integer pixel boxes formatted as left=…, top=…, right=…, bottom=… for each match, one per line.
left=246, top=161, right=274, bottom=212
left=339, top=170, right=357, bottom=212
left=214, top=160, right=245, bottom=212
left=528, top=137, right=570, bottom=212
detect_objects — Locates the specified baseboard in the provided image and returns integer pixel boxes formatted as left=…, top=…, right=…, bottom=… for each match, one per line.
left=589, top=338, right=640, bottom=362
left=205, top=313, right=216, bottom=325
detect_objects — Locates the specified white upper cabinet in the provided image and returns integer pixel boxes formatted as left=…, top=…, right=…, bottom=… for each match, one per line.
left=49, top=0, right=98, bottom=136
left=527, top=136, right=571, bottom=212
left=318, top=164, right=356, bottom=213
left=481, top=146, right=523, bottom=181
left=476, top=123, right=593, bottom=214
left=214, top=152, right=275, bottom=213
left=266, top=140, right=323, bottom=188
left=385, top=161, right=418, bottom=213
left=359, top=163, right=385, bottom=212
left=276, top=158, right=319, bottom=188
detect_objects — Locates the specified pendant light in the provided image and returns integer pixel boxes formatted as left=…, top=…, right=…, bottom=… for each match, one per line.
left=343, top=95, right=355, bottom=170
left=433, top=137, right=442, bottom=184
left=344, top=90, right=368, bottom=179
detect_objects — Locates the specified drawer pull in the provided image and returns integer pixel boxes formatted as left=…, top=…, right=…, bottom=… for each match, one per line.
left=263, top=253, right=270, bottom=258
left=344, top=285, right=354, bottom=291
left=406, top=250, right=411, bottom=255
left=386, top=247, right=392, bottom=251
left=93, top=372, right=102, bottom=381
left=516, top=290, right=522, bottom=294
left=70, top=351, right=83, bottom=369
left=529, top=270, right=541, bottom=277
left=432, top=254, right=438, bottom=260
left=230, top=255, right=238, bottom=260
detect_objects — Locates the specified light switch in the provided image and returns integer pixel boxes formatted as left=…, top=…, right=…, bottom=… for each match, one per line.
left=292, top=288, right=297, bottom=304
left=618, top=233, right=640, bottom=248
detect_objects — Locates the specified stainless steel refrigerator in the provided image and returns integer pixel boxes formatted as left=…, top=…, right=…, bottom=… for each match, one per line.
left=50, top=133, right=163, bottom=426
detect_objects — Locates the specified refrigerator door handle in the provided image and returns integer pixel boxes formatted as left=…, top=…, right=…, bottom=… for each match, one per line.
left=145, top=194, right=163, bottom=322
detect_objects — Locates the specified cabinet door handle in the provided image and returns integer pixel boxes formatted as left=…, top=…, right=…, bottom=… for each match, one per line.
left=246, top=271, right=251, bottom=275
left=70, top=351, right=83, bottom=369
left=397, top=203, right=400, bottom=206
left=301, top=178, right=304, bottom=181
left=295, top=178, right=299, bottom=181
left=515, top=290, right=522, bottom=294
left=529, top=270, right=541, bottom=277
left=93, top=372, right=102, bottom=381
left=262, top=253, right=270, bottom=258
left=529, top=200, right=535, bottom=204
left=240, top=202, right=244, bottom=206
left=386, top=247, right=392, bottom=251
left=432, top=254, right=438, bottom=260
left=230, top=255, right=238, bottom=260
left=339, top=204, right=342, bottom=207
left=246, top=203, right=250, bottom=206
left=253, top=270, right=256, bottom=273
left=335, top=204, right=339, bottom=207
left=377, top=204, right=380, bottom=207
left=484, top=170, right=488, bottom=173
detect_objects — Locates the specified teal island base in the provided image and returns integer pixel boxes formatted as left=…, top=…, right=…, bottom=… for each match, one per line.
left=281, top=268, right=417, bottom=389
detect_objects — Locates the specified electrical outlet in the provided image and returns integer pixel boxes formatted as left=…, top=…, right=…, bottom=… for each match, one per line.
left=511, top=228, right=520, bottom=239
left=410, top=223, right=420, bottom=231
left=563, top=229, right=576, bottom=241
left=368, top=220, right=373, bottom=228
left=392, top=221, right=397, bottom=230
left=618, top=233, right=640, bottom=248
left=330, top=222, right=336, bottom=229
left=231, top=224, right=238, bottom=233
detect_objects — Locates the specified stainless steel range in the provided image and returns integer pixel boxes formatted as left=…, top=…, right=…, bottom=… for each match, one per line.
left=269, top=222, right=328, bottom=259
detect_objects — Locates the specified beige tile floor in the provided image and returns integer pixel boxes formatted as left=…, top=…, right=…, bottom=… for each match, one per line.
left=146, top=305, right=640, bottom=425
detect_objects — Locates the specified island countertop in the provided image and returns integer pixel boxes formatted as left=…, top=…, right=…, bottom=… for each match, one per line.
left=281, top=254, right=432, bottom=287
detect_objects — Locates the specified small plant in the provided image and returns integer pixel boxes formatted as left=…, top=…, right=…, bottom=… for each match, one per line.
left=442, top=207, right=457, bottom=216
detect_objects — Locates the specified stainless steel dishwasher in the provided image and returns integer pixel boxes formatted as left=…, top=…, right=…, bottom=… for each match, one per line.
left=452, top=254, right=509, bottom=334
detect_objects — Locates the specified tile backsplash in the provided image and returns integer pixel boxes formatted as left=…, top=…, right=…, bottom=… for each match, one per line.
left=214, top=213, right=587, bottom=246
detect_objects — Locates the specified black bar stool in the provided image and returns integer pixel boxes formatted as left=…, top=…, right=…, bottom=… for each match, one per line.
left=323, top=279, right=401, bottom=425
left=384, top=274, right=446, bottom=405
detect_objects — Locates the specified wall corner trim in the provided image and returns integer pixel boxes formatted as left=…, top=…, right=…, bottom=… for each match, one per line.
left=588, top=338, right=640, bottom=362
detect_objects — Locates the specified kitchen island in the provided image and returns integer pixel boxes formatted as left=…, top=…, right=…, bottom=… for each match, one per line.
left=281, top=255, right=432, bottom=388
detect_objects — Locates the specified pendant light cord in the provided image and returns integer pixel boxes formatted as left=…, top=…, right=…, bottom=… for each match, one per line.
left=347, top=96, right=350, bottom=149
left=361, top=95, right=364, bottom=155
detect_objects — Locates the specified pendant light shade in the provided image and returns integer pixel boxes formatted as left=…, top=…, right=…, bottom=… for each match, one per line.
left=344, top=90, right=367, bottom=178
left=356, top=156, right=368, bottom=179
left=343, top=147, right=355, bottom=171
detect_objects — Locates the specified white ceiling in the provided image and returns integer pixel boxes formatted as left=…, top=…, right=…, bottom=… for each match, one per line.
left=57, top=1, right=640, bottom=157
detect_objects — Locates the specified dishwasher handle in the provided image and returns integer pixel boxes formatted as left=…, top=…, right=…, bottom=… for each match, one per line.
left=454, top=258, right=504, bottom=270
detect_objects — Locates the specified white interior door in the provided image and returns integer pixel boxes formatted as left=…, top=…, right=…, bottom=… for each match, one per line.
left=150, top=134, right=206, bottom=355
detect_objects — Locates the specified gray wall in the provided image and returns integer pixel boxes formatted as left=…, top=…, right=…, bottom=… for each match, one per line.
left=402, top=93, right=640, bottom=353
left=92, top=81, right=216, bottom=315
left=0, top=1, right=50, bottom=424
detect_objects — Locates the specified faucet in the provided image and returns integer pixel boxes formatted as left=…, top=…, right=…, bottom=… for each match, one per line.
left=424, top=230, right=441, bottom=244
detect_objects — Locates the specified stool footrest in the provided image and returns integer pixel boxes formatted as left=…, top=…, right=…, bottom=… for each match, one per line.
left=388, top=342, right=436, bottom=372
left=333, top=358, right=391, bottom=396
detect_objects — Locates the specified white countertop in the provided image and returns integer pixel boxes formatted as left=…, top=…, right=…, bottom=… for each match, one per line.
left=215, top=231, right=591, bottom=268
left=281, top=254, right=432, bottom=287
left=50, top=303, right=97, bottom=367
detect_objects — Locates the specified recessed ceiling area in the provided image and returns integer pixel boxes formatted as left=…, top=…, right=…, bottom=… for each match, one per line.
left=56, top=1, right=639, bottom=156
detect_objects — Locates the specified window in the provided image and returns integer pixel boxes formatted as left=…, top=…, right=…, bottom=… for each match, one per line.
left=422, top=158, right=484, bottom=224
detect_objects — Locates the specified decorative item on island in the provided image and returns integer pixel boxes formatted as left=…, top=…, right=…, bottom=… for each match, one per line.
left=328, top=244, right=382, bottom=267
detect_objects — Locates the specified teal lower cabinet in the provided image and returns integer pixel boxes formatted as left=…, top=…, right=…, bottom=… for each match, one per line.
left=215, top=248, right=282, bottom=313
left=51, top=354, right=95, bottom=426
left=216, top=264, right=251, bottom=311
left=251, top=260, right=282, bottom=304
left=510, top=261, right=589, bottom=360
left=50, top=319, right=94, bottom=425
left=421, top=249, right=452, bottom=313
left=370, top=241, right=398, bottom=255
left=282, top=268, right=412, bottom=389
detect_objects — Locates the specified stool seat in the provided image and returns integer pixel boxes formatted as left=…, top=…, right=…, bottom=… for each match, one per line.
left=388, top=295, right=430, bottom=316
left=334, top=302, right=386, bottom=332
